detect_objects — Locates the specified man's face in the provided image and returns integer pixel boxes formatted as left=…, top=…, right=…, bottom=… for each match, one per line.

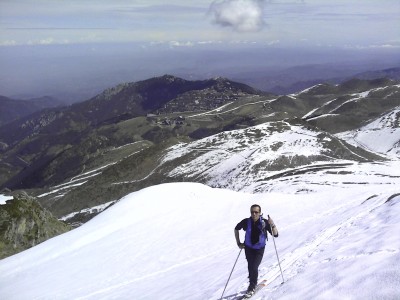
left=250, top=207, right=261, bottom=222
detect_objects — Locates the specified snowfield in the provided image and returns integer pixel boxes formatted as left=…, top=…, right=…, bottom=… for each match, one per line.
left=337, top=107, right=400, bottom=158
left=1, top=161, right=400, bottom=299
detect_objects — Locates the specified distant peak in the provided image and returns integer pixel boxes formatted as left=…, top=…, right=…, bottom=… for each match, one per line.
left=212, top=76, right=228, bottom=81
left=159, top=74, right=184, bottom=82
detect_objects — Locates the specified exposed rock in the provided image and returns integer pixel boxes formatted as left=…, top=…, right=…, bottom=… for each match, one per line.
left=0, top=192, right=71, bottom=259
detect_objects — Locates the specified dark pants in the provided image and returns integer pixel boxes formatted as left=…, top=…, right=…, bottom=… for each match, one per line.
left=245, top=246, right=265, bottom=288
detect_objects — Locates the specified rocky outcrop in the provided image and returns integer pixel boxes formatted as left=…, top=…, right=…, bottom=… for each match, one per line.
left=0, top=192, right=71, bottom=259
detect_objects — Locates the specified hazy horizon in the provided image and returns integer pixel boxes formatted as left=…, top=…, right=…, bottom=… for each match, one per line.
left=0, top=0, right=399, bottom=102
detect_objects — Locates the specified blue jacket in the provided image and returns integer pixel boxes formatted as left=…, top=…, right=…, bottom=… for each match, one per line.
left=244, top=217, right=267, bottom=250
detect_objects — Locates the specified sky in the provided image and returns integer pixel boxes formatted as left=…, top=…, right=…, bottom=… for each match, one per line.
left=1, top=0, right=399, bottom=48
left=0, top=0, right=399, bottom=102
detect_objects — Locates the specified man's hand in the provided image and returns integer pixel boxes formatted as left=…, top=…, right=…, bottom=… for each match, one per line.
left=268, top=216, right=275, bottom=227
left=237, top=242, right=245, bottom=249
left=234, top=229, right=244, bottom=249
left=268, top=215, right=278, bottom=237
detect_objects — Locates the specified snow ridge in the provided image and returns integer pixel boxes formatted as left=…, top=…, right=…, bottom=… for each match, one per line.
left=1, top=176, right=399, bottom=300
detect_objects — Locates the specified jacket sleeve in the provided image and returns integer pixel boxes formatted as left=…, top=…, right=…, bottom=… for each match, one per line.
left=235, top=218, right=247, bottom=231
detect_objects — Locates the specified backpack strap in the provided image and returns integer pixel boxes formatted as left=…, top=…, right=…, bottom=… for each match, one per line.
left=260, top=215, right=268, bottom=241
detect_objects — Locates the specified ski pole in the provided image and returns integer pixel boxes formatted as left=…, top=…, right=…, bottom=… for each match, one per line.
left=220, top=248, right=243, bottom=300
left=269, top=215, right=284, bottom=284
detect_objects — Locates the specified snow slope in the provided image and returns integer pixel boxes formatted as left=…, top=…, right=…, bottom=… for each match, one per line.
left=1, top=161, right=400, bottom=300
left=337, top=107, right=400, bottom=158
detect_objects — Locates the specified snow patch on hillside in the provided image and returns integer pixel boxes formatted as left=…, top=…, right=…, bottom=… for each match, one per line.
left=0, top=194, right=13, bottom=205
left=162, top=121, right=366, bottom=191
left=337, top=107, right=400, bottom=158
left=292, top=83, right=324, bottom=95
left=60, top=200, right=116, bottom=221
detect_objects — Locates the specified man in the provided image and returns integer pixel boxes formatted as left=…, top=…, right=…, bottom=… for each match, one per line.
left=234, top=204, right=278, bottom=297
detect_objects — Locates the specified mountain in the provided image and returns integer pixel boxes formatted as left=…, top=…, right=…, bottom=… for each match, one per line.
left=231, top=64, right=381, bottom=95
left=0, top=179, right=399, bottom=299
left=0, top=95, right=63, bottom=127
left=0, top=71, right=399, bottom=298
left=0, top=75, right=263, bottom=145
left=0, top=75, right=264, bottom=190
left=233, top=65, right=400, bottom=95
left=70, top=75, right=264, bottom=126
left=159, top=119, right=384, bottom=191
left=30, top=117, right=383, bottom=221
left=352, top=67, right=400, bottom=81
left=289, top=78, right=400, bottom=133
left=0, top=75, right=398, bottom=223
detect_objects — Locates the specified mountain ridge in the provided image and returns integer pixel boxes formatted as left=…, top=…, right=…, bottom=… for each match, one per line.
left=0, top=75, right=399, bottom=225
left=0, top=95, right=63, bottom=127
left=0, top=75, right=264, bottom=190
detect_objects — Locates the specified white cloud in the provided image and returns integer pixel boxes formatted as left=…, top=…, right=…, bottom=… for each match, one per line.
left=209, top=0, right=265, bottom=32
left=38, top=38, right=55, bottom=45
left=22, top=37, right=70, bottom=46
left=343, top=43, right=400, bottom=50
left=0, top=40, right=17, bottom=46
left=169, top=41, right=195, bottom=47
left=266, top=39, right=280, bottom=45
left=197, top=40, right=223, bottom=44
